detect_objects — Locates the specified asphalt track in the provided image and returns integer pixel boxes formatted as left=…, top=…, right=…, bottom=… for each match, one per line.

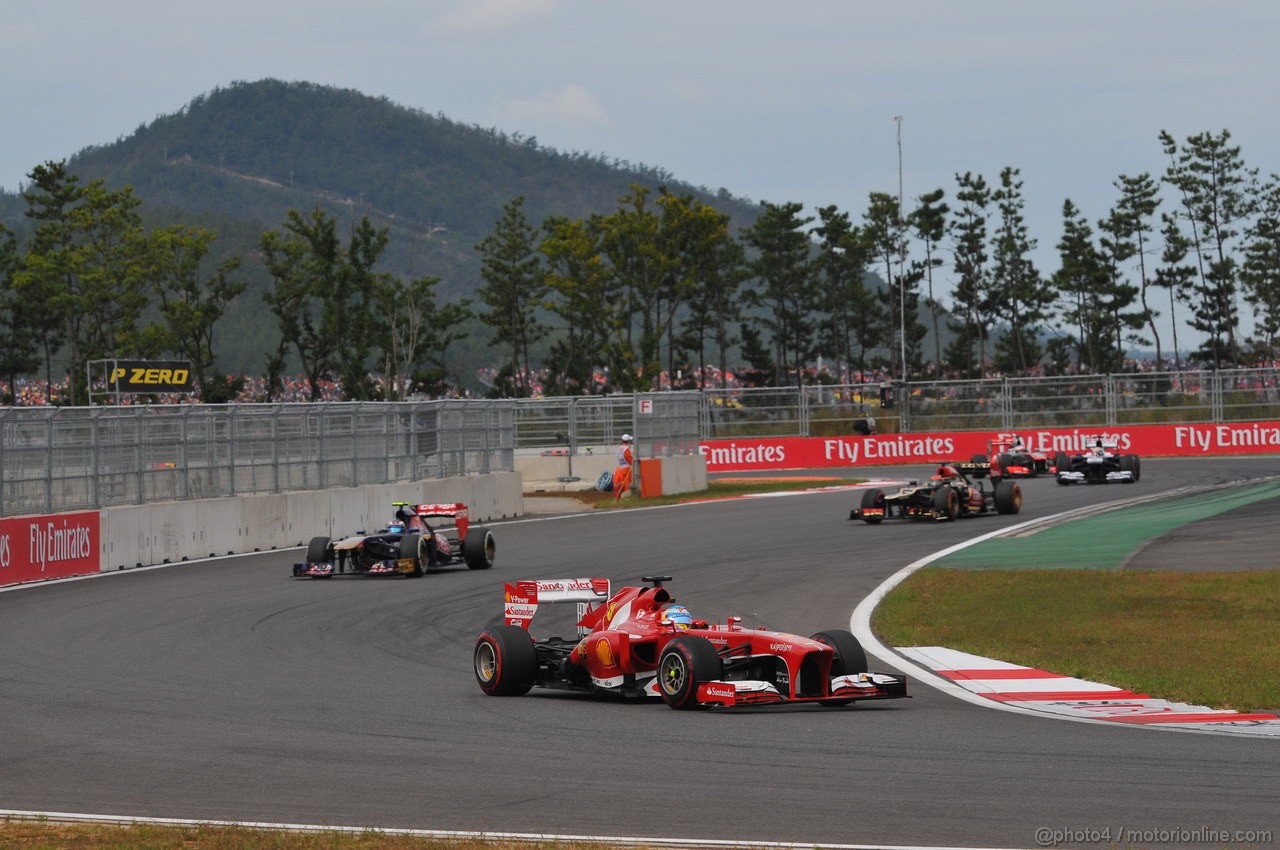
left=2, top=457, right=1278, bottom=849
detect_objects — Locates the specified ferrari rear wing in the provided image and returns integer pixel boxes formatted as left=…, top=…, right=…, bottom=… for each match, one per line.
left=503, top=577, right=612, bottom=635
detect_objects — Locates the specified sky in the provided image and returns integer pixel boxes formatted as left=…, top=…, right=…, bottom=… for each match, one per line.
left=3, top=1, right=1279, bottom=340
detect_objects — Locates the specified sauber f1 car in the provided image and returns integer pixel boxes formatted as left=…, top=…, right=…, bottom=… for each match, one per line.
left=1054, top=437, right=1141, bottom=485
left=850, top=464, right=1022, bottom=523
left=293, top=501, right=495, bottom=578
left=473, top=575, right=908, bottom=710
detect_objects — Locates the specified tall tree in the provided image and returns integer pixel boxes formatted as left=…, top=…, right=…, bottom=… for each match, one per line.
left=0, top=224, right=41, bottom=402
left=990, top=167, right=1051, bottom=374
left=261, top=207, right=386, bottom=401
left=141, top=225, right=246, bottom=394
left=946, top=172, right=993, bottom=377
left=1241, top=175, right=1280, bottom=361
left=539, top=214, right=615, bottom=394
left=811, top=205, right=880, bottom=380
left=475, top=197, right=546, bottom=397
left=741, top=201, right=816, bottom=386
left=1159, top=129, right=1257, bottom=365
left=17, top=161, right=150, bottom=404
left=908, top=188, right=950, bottom=372
left=864, top=192, right=920, bottom=380
left=1105, top=173, right=1163, bottom=364
left=1052, top=200, right=1113, bottom=371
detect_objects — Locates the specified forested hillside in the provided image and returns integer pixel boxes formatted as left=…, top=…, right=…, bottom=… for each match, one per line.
left=0, top=79, right=762, bottom=380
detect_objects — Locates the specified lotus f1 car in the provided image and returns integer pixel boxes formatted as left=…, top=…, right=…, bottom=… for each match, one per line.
left=850, top=464, right=1022, bottom=523
left=473, top=575, right=908, bottom=710
left=293, top=501, right=495, bottom=578
left=1054, top=437, right=1141, bottom=485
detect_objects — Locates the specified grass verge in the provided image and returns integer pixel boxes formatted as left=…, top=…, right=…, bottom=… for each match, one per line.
left=0, top=821, right=621, bottom=850
left=873, top=567, right=1280, bottom=712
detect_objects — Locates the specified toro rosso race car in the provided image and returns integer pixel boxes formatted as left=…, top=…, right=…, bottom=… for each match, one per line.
left=850, top=464, right=1022, bottom=523
left=293, top=501, right=495, bottom=578
left=473, top=575, right=908, bottom=710
left=1054, top=437, right=1141, bottom=485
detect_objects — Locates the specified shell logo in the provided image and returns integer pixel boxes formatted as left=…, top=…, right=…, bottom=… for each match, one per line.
left=595, top=638, right=616, bottom=668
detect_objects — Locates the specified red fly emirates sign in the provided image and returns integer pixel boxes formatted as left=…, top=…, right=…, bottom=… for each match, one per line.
left=0, top=511, right=101, bottom=587
left=699, top=421, right=1280, bottom=472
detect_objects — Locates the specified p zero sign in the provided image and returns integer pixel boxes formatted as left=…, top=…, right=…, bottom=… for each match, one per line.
left=0, top=511, right=101, bottom=587
left=106, top=360, right=196, bottom=393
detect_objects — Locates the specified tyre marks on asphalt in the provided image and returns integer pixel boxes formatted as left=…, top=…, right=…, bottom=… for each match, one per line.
left=899, top=646, right=1280, bottom=736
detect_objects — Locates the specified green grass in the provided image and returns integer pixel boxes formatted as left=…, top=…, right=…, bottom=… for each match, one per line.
left=874, top=567, right=1280, bottom=712
left=0, top=821, right=620, bottom=850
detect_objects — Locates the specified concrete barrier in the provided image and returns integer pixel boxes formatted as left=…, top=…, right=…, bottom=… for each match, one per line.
left=98, top=471, right=522, bottom=573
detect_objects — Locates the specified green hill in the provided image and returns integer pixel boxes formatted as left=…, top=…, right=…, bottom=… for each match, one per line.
left=0, top=79, right=763, bottom=382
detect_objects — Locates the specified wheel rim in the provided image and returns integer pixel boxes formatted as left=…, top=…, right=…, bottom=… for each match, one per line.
left=475, top=641, right=498, bottom=683
left=660, top=652, right=688, bottom=695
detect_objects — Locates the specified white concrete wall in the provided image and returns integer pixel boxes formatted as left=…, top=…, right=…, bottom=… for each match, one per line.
left=660, top=454, right=708, bottom=495
left=98, top=471, right=522, bottom=572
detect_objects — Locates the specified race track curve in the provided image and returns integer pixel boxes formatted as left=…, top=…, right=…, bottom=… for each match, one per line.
left=2, top=457, right=1277, bottom=849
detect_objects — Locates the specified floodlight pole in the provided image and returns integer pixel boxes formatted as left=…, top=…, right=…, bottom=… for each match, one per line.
left=894, top=115, right=906, bottom=385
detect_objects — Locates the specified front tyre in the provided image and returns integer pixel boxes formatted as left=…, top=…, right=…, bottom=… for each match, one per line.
left=657, top=636, right=723, bottom=710
left=932, top=486, right=958, bottom=521
left=811, top=629, right=868, bottom=707
left=994, top=479, right=1022, bottom=514
left=463, top=527, right=496, bottom=569
left=474, top=625, right=537, bottom=696
left=858, top=488, right=886, bottom=524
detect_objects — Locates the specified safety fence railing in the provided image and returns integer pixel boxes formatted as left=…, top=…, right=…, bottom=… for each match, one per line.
left=6, top=369, right=1280, bottom=516
left=0, top=400, right=515, bottom=517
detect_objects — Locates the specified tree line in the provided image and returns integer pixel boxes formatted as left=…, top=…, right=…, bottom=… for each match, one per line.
left=3, top=128, right=1278, bottom=405
left=479, top=128, right=1280, bottom=395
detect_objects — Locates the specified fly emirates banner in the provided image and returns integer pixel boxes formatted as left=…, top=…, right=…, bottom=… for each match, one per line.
left=698, top=421, right=1280, bottom=472
left=0, top=511, right=100, bottom=587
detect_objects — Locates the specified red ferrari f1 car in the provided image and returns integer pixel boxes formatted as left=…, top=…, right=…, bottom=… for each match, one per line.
left=473, top=575, right=908, bottom=710
left=293, top=501, right=495, bottom=578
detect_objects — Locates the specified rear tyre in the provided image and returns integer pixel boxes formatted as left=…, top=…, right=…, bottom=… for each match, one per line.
left=811, top=629, right=868, bottom=707
left=463, top=528, right=496, bottom=569
left=474, top=625, right=537, bottom=696
left=305, top=536, right=332, bottom=564
left=994, top=480, right=1022, bottom=514
left=658, top=636, right=723, bottom=710
left=859, top=488, right=886, bottom=524
left=932, top=486, right=958, bottom=521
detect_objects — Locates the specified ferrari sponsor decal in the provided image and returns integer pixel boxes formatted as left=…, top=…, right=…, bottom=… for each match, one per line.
left=900, top=646, right=1280, bottom=735
left=594, top=638, right=616, bottom=668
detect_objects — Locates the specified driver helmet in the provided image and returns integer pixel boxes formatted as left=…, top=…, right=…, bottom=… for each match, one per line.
left=659, top=605, right=694, bottom=631
left=933, top=464, right=960, bottom=480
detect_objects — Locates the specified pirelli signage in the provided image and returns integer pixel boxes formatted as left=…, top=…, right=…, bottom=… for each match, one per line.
left=104, top=360, right=197, bottom=393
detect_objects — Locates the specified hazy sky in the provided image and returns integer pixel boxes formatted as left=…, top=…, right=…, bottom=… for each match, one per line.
left=4, top=1, right=1278, bottom=317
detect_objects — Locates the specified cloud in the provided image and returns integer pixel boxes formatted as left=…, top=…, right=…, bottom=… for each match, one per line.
left=492, top=84, right=613, bottom=132
left=436, top=0, right=561, bottom=34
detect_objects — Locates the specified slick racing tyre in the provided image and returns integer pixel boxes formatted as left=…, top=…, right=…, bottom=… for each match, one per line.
left=1120, top=454, right=1141, bottom=482
left=305, top=536, right=332, bottom=564
left=463, top=527, right=496, bottom=569
left=932, top=486, right=958, bottom=521
left=858, top=488, right=886, bottom=524
left=1054, top=452, right=1070, bottom=475
left=811, top=629, right=868, bottom=707
left=994, top=479, right=1022, bottom=514
left=474, top=625, right=537, bottom=696
left=658, top=636, right=723, bottom=710
left=401, top=534, right=423, bottom=577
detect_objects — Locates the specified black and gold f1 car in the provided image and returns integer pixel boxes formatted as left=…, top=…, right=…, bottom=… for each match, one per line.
left=850, top=464, right=1022, bottom=523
